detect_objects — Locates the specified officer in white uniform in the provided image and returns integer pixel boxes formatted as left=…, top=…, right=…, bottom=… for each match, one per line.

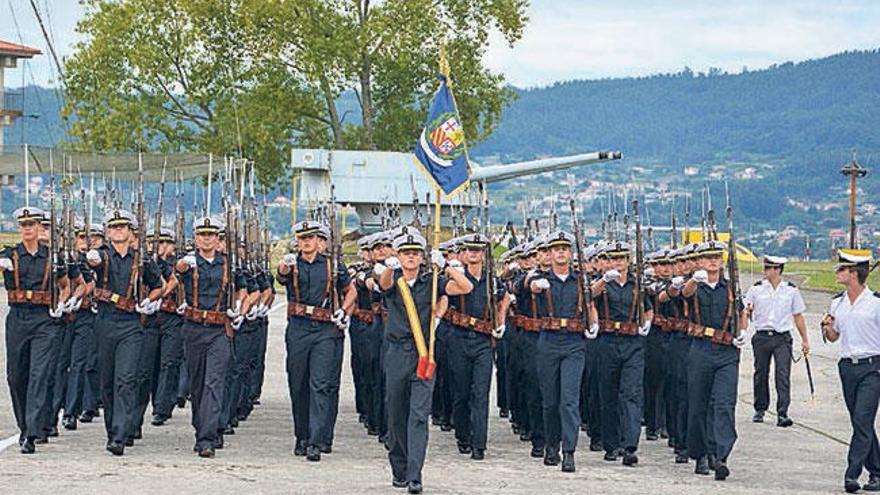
left=822, top=250, right=880, bottom=494
left=744, top=255, right=809, bottom=426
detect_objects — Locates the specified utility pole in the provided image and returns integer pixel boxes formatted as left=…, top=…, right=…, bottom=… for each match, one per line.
left=840, top=149, right=867, bottom=250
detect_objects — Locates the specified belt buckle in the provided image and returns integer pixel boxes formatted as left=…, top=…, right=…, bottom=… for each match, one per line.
left=613, top=321, right=621, bottom=330
left=469, top=317, right=476, bottom=326
left=25, top=290, right=32, bottom=300
left=850, top=356, right=860, bottom=364
left=560, top=318, right=568, bottom=328
left=305, top=305, right=315, bottom=315
left=201, top=310, right=208, bottom=320
left=110, top=293, right=120, bottom=303
left=704, top=327, right=715, bottom=338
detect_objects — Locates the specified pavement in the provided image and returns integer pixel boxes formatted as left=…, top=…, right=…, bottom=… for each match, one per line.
left=0, top=282, right=867, bottom=494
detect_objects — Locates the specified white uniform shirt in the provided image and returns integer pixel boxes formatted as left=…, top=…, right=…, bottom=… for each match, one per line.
left=828, top=288, right=880, bottom=360
left=744, top=279, right=806, bottom=333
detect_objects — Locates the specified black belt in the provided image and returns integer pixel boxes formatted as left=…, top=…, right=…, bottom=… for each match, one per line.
left=842, top=355, right=880, bottom=365
left=756, top=329, right=788, bottom=335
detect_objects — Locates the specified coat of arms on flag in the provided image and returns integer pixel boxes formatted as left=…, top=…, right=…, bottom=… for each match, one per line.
left=413, top=74, right=472, bottom=197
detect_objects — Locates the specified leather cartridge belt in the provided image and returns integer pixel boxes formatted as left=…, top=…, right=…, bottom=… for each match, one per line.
left=652, top=314, right=673, bottom=332
left=670, top=319, right=691, bottom=333
left=7, top=289, right=51, bottom=306
left=443, top=309, right=493, bottom=334
left=688, top=323, right=734, bottom=346
left=510, top=314, right=542, bottom=332
left=93, top=288, right=136, bottom=312
left=352, top=308, right=374, bottom=324
left=599, top=319, right=639, bottom=336
left=371, top=302, right=388, bottom=321
left=543, top=317, right=586, bottom=333
left=287, top=302, right=333, bottom=322
left=184, top=306, right=227, bottom=326
left=160, top=298, right=179, bottom=314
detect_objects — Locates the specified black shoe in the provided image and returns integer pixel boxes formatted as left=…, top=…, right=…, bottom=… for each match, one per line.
left=667, top=437, right=675, bottom=448
left=561, top=452, right=576, bottom=472
left=293, top=440, right=307, bottom=456
left=530, top=446, right=544, bottom=458
left=845, top=479, right=861, bottom=493
left=62, top=417, right=77, bottom=431
left=544, top=450, right=560, bottom=466
left=646, top=430, right=659, bottom=441
left=392, top=478, right=407, bottom=488
left=151, top=414, right=167, bottom=426
left=407, top=481, right=423, bottom=494
left=79, top=411, right=96, bottom=423
left=440, top=423, right=453, bottom=432
left=20, top=438, right=35, bottom=454
left=367, top=426, right=379, bottom=436
left=320, top=445, right=332, bottom=454
left=306, top=445, right=321, bottom=461
left=48, top=425, right=59, bottom=437
left=499, top=409, right=509, bottom=418
left=34, top=436, right=48, bottom=445
left=198, top=446, right=215, bottom=458
left=106, top=441, right=124, bottom=456
left=519, top=431, right=532, bottom=442
left=777, top=415, right=794, bottom=428
left=695, top=456, right=710, bottom=475
left=715, top=461, right=730, bottom=480
left=358, top=413, right=366, bottom=424
left=177, top=397, right=187, bottom=408
left=864, top=475, right=880, bottom=491
left=431, top=416, right=441, bottom=426
left=223, top=425, right=235, bottom=435
left=93, top=408, right=101, bottom=418
left=660, top=428, right=669, bottom=439
left=512, top=425, right=521, bottom=435
left=752, top=411, right=764, bottom=423
left=707, top=454, right=718, bottom=471
left=124, top=438, right=134, bottom=447
left=213, top=435, right=224, bottom=450
left=580, top=422, right=588, bottom=432
left=471, top=449, right=485, bottom=460
left=230, top=418, right=239, bottom=428
left=457, top=443, right=472, bottom=455
left=589, top=440, right=603, bottom=452
left=604, top=451, right=618, bottom=462
left=252, top=398, right=261, bottom=405
left=622, top=451, right=638, bottom=466
left=675, top=452, right=689, bottom=464
left=133, top=427, right=142, bottom=440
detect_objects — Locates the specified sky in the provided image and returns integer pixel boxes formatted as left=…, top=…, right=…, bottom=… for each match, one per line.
left=3, top=0, right=880, bottom=88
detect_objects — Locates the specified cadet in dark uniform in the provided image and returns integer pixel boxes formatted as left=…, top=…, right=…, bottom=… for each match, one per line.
left=175, top=216, right=247, bottom=457
left=151, top=227, right=186, bottom=426
left=821, top=250, right=880, bottom=493
left=277, top=220, right=355, bottom=461
left=1, top=207, right=70, bottom=453
left=528, top=231, right=590, bottom=472
left=85, top=209, right=163, bottom=455
left=376, top=231, right=472, bottom=494
left=681, top=241, right=746, bottom=480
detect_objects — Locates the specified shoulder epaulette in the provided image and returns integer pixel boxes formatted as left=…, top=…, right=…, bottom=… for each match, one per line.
left=786, top=281, right=798, bottom=288
left=873, top=291, right=880, bottom=298
left=753, top=280, right=762, bottom=286
left=833, top=291, right=844, bottom=300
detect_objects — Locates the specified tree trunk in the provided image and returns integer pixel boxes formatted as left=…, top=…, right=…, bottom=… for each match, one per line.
left=320, top=75, right=344, bottom=149
left=359, top=55, right=375, bottom=150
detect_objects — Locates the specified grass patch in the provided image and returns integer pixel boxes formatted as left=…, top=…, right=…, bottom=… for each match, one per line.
left=783, top=260, right=878, bottom=292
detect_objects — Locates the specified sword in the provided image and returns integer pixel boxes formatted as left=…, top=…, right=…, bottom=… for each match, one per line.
left=804, top=351, right=816, bottom=401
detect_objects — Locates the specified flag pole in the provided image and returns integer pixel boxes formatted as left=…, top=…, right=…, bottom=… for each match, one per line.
left=426, top=185, right=441, bottom=378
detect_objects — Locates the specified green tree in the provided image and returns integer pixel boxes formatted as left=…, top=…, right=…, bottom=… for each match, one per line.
left=63, top=0, right=528, bottom=184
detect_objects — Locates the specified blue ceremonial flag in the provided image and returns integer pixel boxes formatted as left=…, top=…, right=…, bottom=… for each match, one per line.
left=413, top=74, right=472, bottom=197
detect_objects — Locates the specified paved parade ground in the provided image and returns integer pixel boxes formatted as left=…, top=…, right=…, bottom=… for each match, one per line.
left=0, top=285, right=864, bottom=494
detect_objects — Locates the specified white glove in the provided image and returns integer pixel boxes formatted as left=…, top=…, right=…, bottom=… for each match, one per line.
left=509, top=262, right=520, bottom=271
left=246, top=304, right=260, bottom=321
left=384, top=257, right=401, bottom=270
left=183, top=254, right=197, bottom=268
left=331, top=308, right=346, bottom=324
left=49, top=302, right=65, bottom=318
left=357, top=271, right=366, bottom=282
left=231, top=314, right=244, bottom=330
left=533, top=278, right=550, bottom=291
left=447, top=259, right=465, bottom=274
left=226, top=300, right=242, bottom=319
left=0, top=257, right=13, bottom=271
left=638, top=320, right=651, bottom=336
left=644, top=267, right=656, bottom=278
left=492, top=324, right=506, bottom=339
left=136, top=298, right=156, bottom=315
left=671, top=276, right=685, bottom=289
left=430, top=249, right=446, bottom=269
left=257, top=303, right=270, bottom=318
left=63, top=297, right=81, bottom=314
left=603, top=269, right=620, bottom=283
left=149, top=299, right=162, bottom=313
left=433, top=317, right=441, bottom=331
left=282, top=253, right=297, bottom=266
left=176, top=302, right=188, bottom=315
left=692, top=270, right=709, bottom=284
left=585, top=322, right=599, bottom=339
left=373, top=262, right=387, bottom=276
left=508, top=293, right=517, bottom=305
left=86, top=249, right=101, bottom=264
left=733, top=334, right=747, bottom=348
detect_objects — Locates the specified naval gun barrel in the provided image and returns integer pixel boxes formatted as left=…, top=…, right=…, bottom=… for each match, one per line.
left=471, top=151, right=622, bottom=184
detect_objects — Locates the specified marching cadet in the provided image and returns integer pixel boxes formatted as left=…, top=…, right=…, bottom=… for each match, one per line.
left=175, top=216, right=247, bottom=457
left=277, top=220, right=355, bottom=462
left=352, top=235, right=385, bottom=436
left=643, top=250, right=671, bottom=441
left=62, top=219, right=98, bottom=431
left=528, top=231, right=589, bottom=472
left=84, top=209, right=163, bottom=455
left=580, top=243, right=605, bottom=452
left=1, top=206, right=70, bottom=453
left=369, top=231, right=394, bottom=442
left=821, top=251, right=880, bottom=494
left=744, top=255, right=809, bottom=427
left=588, top=240, right=653, bottom=467
left=443, top=232, right=508, bottom=460
left=350, top=236, right=373, bottom=428
left=681, top=241, right=747, bottom=480
left=151, top=227, right=186, bottom=426
left=375, top=230, right=472, bottom=494
left=430, top=239, right=455, bottom=433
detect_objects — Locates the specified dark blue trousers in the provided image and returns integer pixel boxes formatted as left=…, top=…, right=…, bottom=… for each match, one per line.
left=153, top=312, right=183, bottom=418
left=668, top=333, right=690, bottom=454
left=597, top=333, right=645, bottom=454
left=687, top=339, right=739, bottom=461
left=131, top=315, right=160, bottom=437
left=385, top=339, right=434, bottom=483
left=447, top=327, right=493, bottom=450
left=521, top=331, right=545, bottom=450
left=430, top=321, right=453, bottom=426
left=537, top=331, right=585, bottom=453
left=65, top=310, right=99, bottom=419
left=95, top=310, right=143, bottom=444
left=582, top=337, right=603, bottom=443
left=839, top=358, right=880, bottom=481
left=183, top=321, right=230, bottom=450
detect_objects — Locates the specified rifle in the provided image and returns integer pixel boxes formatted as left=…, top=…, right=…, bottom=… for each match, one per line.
left=328, top=184, right=340, bottom=313
left=153, top=158, right=167, bottom=262
left=174, top=171, right=185, bottom=305
left=724, top=181, right=743, bottom=337
left=684, top=194, right=691, bottom=245
left=481, top=184, right=497, bottom=333
left=48, top=152, right=58, bottom=310
left=569, top=187, right=591, bottom=329
left=633, top=199, right=645, bottom=327
left=136, top=153, right=146, bottom=302
left=223, top=161, right=237, bottom=314
left=425, top=192, right=433, bottom=263
left=670, top=194, right=678, bottom=249
left=410, top=174, right=422, bottom=228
